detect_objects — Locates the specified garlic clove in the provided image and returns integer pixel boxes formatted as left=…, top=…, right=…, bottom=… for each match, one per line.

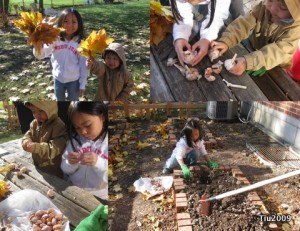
left=47, top=189, right=55, bottom=198
left=166, top=58, right=178, bottom=66
left=208, top=49, right=220, bottom=62
left=212, top=60, right=223, bottom=74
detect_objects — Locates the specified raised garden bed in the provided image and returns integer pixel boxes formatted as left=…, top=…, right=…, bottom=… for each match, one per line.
left=173, top=165, right=278, bottom=231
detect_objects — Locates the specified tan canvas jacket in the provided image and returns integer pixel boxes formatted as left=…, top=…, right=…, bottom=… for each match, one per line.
left=90, top=43, right=134, bottom=101
left=22, top=101, right=67, bottom=177
left=219, top=0, right=300, bottom=70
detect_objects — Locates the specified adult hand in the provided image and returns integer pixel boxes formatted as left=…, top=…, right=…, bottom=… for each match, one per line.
left=67, top=152, right=81, bottom=165
left=180, top=164, right=193, bottom=179
left=207, top=160, right=218, bottom=169
left=210, top=41, right=229, bottom=56
left=174, top=38, right=192, bottom=66
left=191, top=38, right=210, bottom=66
left=229, top=57, right=247, bottom=76
left=81, top=152, right=98, bottom=166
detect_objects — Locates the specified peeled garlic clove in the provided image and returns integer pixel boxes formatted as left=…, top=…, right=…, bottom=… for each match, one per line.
left=224, top=59, right=235, bottom=71
left=167, top=58, right=177, bottom=66
left=208, top=49, right=220, bottom=62
left=20, top=167, right=28, bottom=174
left=205, top=68, right=216, bottom=81
left=212, top=60, right=223, bottom=74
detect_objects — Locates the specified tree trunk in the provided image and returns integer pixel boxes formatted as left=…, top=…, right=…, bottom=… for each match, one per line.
left=0, top=0, right=9, bottom=13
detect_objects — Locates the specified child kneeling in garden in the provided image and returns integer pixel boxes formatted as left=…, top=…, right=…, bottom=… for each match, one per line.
left=87, top=42, right=134, bottom=101
left=162, top=118, right=218, bottom=179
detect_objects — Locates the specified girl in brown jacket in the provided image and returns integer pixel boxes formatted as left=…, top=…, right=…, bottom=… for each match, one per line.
left=87, top=43, right=134, bottom=101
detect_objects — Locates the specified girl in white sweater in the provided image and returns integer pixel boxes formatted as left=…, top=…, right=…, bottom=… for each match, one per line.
left=61, top=102, right=108, bottom=200
left=33, top=8, right=88, bottom=101
left=171, top=0, right=244, bottom=66
left=163, top=118, right=218, bottom=178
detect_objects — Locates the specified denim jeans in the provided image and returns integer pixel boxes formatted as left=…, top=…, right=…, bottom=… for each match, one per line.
left=54, top=79, right=79, bottom=101
left=163, top=150, right=200, bottom=170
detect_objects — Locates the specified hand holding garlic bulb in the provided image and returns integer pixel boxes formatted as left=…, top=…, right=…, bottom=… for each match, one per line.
left=224, top=54, right=247, bottom=76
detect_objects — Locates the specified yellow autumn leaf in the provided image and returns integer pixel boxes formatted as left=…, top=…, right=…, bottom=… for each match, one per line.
left=113, top=184, right=122, bottom=192
left=136, top=141, right=151, bottom=150
left=77, top=29, right=114, bottom=58
left=108, top=164, right=113, bottom=178
left=150, top=1, right=174, bottom=45
left=0, top=163, right=15, bottom=173
left=128, top=185, right=136, bottom=193
left=115, top=193, right=123, bottom=199
left=14, top=12, right=63, bottom=59
left=0, top=180, right=10, bottom=199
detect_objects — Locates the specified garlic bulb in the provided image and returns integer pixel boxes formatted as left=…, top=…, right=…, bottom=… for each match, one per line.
left=183, top=50, right=197, bottom=65
left=224, top=59, right=235, bottom=71
left=185, top=65, right=202, bottom=81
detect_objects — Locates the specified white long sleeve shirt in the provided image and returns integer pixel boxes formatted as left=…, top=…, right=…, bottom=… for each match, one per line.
left=61, top=134, right=108, bottom=200
left=33, top=37, right=88, bottom=90
left=173, top=0, right=230, bottom=42
left=171, top=137, right=208, bottom=162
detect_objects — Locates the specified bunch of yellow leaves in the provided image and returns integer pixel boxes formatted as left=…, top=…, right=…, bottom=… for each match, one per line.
left=14, top=12, right=63, bottom=59
left=0, top=180, right=10, bottom=199
left=77, top=29, right=114, bottom=58
left=150, top=1, right=174, bottom=45
left=0, top=163, right=15, bottom=174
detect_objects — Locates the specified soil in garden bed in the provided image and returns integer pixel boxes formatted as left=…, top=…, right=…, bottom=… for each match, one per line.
left=185, top=168, right=268, bottom=231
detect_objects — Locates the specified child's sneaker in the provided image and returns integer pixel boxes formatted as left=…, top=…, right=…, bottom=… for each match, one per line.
left=162, top=168, right=172, bottom=174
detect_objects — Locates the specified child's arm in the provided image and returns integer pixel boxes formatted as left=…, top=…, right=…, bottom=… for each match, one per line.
left=115, top=72, right=134, bottom=101
left=32, top=122, right=67, bottom=162
left=61, top=141, right=80, bottom=174
left=78, top=55, right=88, bottom=95
left=89, top=59, right=106, bottom=77
left=33, top=42, right=55, bottom=59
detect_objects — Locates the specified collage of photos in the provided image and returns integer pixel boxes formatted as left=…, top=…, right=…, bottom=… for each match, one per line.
left=0, top=0, right=300, bottom=230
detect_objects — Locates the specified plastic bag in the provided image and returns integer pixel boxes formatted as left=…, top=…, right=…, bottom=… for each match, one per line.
left=133, top=176, right=173, bottom=199
left=0, top=189, right=70, bottom=231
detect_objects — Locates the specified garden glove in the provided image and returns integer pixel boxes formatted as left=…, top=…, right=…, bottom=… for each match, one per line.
left=207, top=160, right=218, bottom=169
left=75, top=204, right=108, bottom=231
left=181, top=164, right=192, bottom=179
left=246, top=67, right=267, bottom=77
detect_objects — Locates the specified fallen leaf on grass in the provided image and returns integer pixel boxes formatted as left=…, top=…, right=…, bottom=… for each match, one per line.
left=115, top=193, right=123, bottom=199
left=127, top=186, right=135, bottom=193
left=113, top=184, right=122, bottom=192
left=136, top=141, right=151, bottom=150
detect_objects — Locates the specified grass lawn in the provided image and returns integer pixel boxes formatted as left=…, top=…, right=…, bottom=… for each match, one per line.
left=1, top=0, right=150, bottom=102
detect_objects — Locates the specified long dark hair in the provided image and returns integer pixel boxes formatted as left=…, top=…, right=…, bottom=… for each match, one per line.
left=170, top=0, right=216, bottom=29
left=180, top=118, right=204, bottom=147
left=57, top=8, right=85, bottom=42
left=67, top=101, right=108, bottom=151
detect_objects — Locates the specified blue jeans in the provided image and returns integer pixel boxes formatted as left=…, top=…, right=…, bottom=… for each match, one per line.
left=54, top=79, right=79, bottom=101
left=163, top=150, right=200, bottom=170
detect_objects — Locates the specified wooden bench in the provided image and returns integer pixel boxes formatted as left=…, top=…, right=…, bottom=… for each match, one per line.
left=150, top=34, right=300, bottom=101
